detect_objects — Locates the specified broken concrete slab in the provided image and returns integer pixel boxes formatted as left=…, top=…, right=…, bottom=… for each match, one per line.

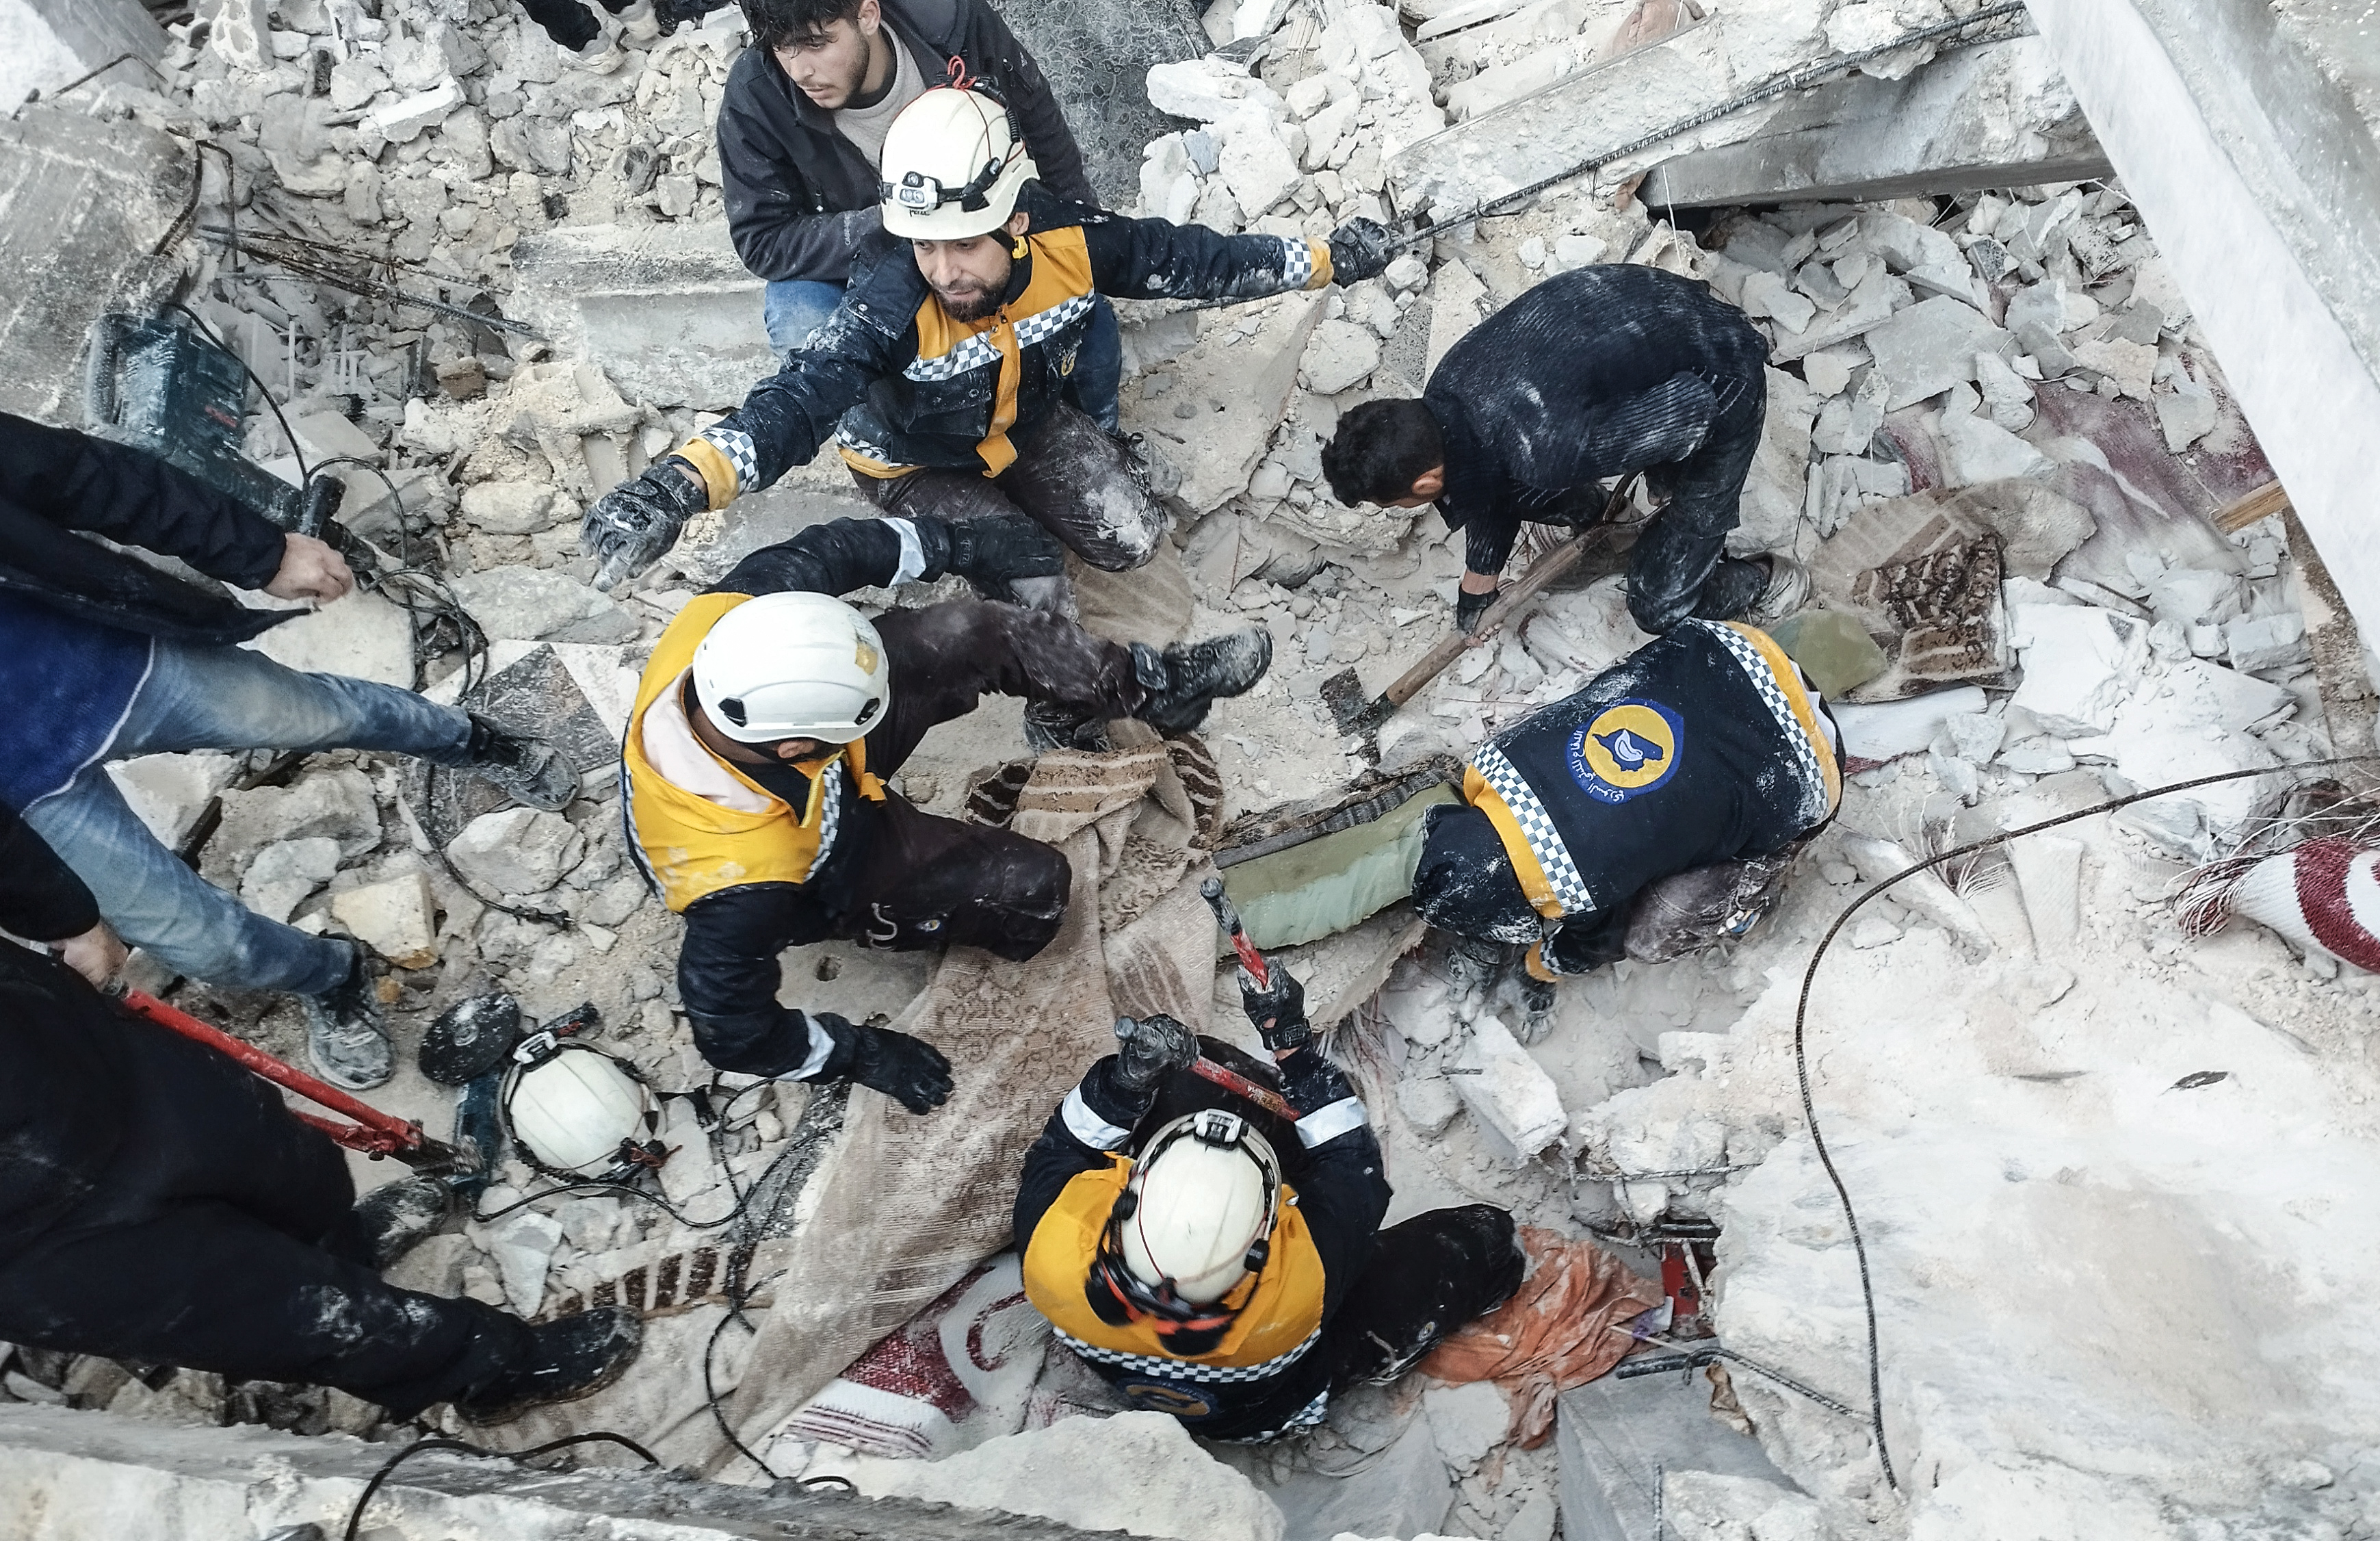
left=0, top=0, right=166, bottom=115
left=449, top=566, right=638, bottom=645
left=1556, top=1373, right=1794, bottom=1541
left=1128, top=293, right=1324, bottom=515
left=244, top=591, right=418, bottom=688
left=330, top=870, right=441, bottom=969
left=0, top=106, right=194, bottom=426
left=447, top=806, right=583, bottom=897
left=1861, top=296, right=2018, bottom=411
left=2007, top=604, right=2145, bottom=738
left=1450, top=1013, right=1565, bottom=1160
left=509, top=222, right=774, bottom=411
left=0, top=1403, right=1133, bottom=1540
left=1640, top=37, right=2108, bottom=211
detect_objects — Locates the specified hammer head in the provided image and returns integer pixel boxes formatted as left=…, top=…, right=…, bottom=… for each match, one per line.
left=1320, top=666, right=1390, bottom=737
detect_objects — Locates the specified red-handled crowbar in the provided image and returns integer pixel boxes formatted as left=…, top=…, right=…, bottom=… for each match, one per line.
left=1192, top=878, right=1297, bottom=1120
left=118, top=989, right=473, bottom=1174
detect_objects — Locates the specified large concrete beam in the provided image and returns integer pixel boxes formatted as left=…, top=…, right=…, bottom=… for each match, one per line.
left=1640, top=36, right=2109, bottom=210
left=0, top=104, right=194, bottom=426
left=510, top=222, right=774, bottom=412
left=2026, top=0, right=2380, bottom=646
left=0, top=0, right=166, bottom=116
left=0, top=1403, right=1106, bottom=1540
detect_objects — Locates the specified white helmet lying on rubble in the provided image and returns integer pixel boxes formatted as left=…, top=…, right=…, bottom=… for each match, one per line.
left=878, top=86, right=1039, bottom=240
left=693, top=592, right=890, bottom=744
left=1116, top=1110, right=1285, bottom=1306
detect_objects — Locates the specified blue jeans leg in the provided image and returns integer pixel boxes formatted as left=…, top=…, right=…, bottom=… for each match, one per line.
left=1071, top=294, right=1123, bottom=432
left=763, top=279, right=848, bottom=359
left=24, top=641, right=478, bottom=996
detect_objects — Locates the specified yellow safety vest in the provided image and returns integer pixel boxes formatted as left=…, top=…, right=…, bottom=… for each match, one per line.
left=622, top=592, right=887, bottom=913
left=838, top=224, right=1100, bottom=481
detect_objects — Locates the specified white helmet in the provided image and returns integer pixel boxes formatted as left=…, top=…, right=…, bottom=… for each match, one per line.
left=692, top=592, right=890, bottom=745
left=501, top=1041, right=653, bottom=1178
left=1118, top=1110, right=1284, bottom=1305
left=879, top=86, right=1038, bottom=240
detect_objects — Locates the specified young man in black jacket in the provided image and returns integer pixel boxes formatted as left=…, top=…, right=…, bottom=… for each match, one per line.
left=1014, top=974, right=1520, bottom=1442
left=591, top=87, right=1391, bottom=612
left=1320, top=264, right=1804, bottom=638
left=0, top=413, right=574, bottom=1090
left=719, top=0, right=1125, bottom=428
left=0, top=800, right=642, bottom=1425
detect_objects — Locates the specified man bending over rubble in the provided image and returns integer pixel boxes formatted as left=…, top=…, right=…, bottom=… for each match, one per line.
left=584, top=84, right=1394, bottom=665
left=1413, top=619, right=1841, bottom=1031
left=720, top=0, right=1121, bottom=428
left=623, top=510, right=1271, bottom=1109
left=1320, top=263, right=1804, bottom=638
left=0, top=413, right=575, bottom=1091
left=0, top=799, right=643, bottom=1427
left=1015, top=972, right=1521, bottom=1441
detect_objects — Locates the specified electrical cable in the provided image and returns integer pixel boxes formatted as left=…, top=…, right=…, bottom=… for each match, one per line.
left=1792, top=751, right=2379, bottom=1492
left=340, top=1431, right=659, bottom=1541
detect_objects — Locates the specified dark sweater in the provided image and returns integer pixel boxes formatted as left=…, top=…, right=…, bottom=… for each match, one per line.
left=716, top=0, right=1096, bottom=284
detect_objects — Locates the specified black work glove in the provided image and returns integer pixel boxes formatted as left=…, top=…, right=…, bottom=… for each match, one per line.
left=1454, top=586, right=1498, bottom=634
left=1326, top=218, right=1394, bottom=285
left=581, top=458, right=708, bottom=591
left=816, top=1013, right=954, bottom=1114
left=924, top=512, right=1066, bottom=593
left=1113, top=1012, right=1200, bottom=1091
left=1240, top=964, right=1312, bottom=1054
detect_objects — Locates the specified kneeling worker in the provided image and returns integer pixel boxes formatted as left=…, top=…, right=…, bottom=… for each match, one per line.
left=583, top=85, right=1391, bottom=595
left=1015, top=972, right=1521, bottom=1442
left=625, top=510, right=1270, bottom=1106
left=1319, top=263, right=1801, bottom=638
left=1414, top=619, right=1841, bottom=990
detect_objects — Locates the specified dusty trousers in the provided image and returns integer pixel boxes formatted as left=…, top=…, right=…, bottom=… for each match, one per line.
left=743, top=596, right=1147, bottom=962
left=856, top=404, right=1168, bottom=587
left=0, top=979, right=529, bottom=1417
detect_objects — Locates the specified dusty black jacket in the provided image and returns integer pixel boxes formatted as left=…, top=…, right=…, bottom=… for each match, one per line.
left=636, top=516, right=947, bottom=1077
left=1426, top=265, right=1768, bottom=578
left=716, top=0, right=1096, bottom=284
left=0, top=413, right=292, bottom=645
left=688, top=186, right=1326, bottom=487
left=0, top=800, right=125, bottom=1254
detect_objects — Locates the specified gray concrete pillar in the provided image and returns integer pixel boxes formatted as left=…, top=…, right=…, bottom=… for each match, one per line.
left=2027, top=0, right=2380, bottom=650
left=0, top=0, right=168, bottom=114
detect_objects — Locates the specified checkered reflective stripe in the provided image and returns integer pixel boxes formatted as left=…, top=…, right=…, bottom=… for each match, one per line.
left=1277, top=235, right=1314, bottom=289
left=1054, top=1326, right=1317, bottom=1384
left=1472, top=740, right=1596, bottom=916
left=833, top=426, right=914, bottom=471
left=1691, top=620, right=1831, bottom=825
left=904, top=331, right=1002, bottom=382
left=1013, top=292, right=1093, bottom=350
left=812, top=759, right=846, bottom=868
left=696, top=426, right=759, bottom=496
left=1223, top=1389, right=1331, bottom=1444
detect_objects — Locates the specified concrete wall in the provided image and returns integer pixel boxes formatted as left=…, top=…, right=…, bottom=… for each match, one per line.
left=2028, top=0, right=2380, bottom=649
left=0, top=1403, right=1109, bottom=1540
left=0, top=0, right=167, bottom=114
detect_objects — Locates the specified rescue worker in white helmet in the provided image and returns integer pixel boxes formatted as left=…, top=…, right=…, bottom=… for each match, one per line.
left=581, top=84, right=1396, bottom=638
left=623, top=510, right=1272, bottom=1106
left=1013, top=968, right=1523, bottom=1442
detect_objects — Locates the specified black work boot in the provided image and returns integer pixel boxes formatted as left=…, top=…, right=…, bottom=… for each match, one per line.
left=454, top=1306, right=644, bottom=1425
left=350, top=1176, right=456, bottom=1270
left=304, top=945, right=393, bottom=1091
left=1022, top=701, right=1112, bottom=754
left=1129, top=629, right=1274, bottom=736
left=463, top=714, right=579, bottom=812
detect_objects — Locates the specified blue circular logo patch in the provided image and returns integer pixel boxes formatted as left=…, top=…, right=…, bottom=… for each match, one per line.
left=1567, top=699, right=1684, bottom=805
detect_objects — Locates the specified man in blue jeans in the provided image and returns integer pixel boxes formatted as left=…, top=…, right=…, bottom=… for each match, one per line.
left=718, top=0, right=1122, bottom=427
left=0, top=413, right=576, bottom=1090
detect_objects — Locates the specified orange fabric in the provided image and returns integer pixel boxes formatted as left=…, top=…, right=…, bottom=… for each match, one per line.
left=980, top=322, right=1022, bottom=476
left=1417, top=1226, right=1665, bottom=1448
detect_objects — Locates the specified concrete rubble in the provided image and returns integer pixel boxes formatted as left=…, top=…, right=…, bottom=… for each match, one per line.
left=8, top=0, right=2380, bottom=1538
